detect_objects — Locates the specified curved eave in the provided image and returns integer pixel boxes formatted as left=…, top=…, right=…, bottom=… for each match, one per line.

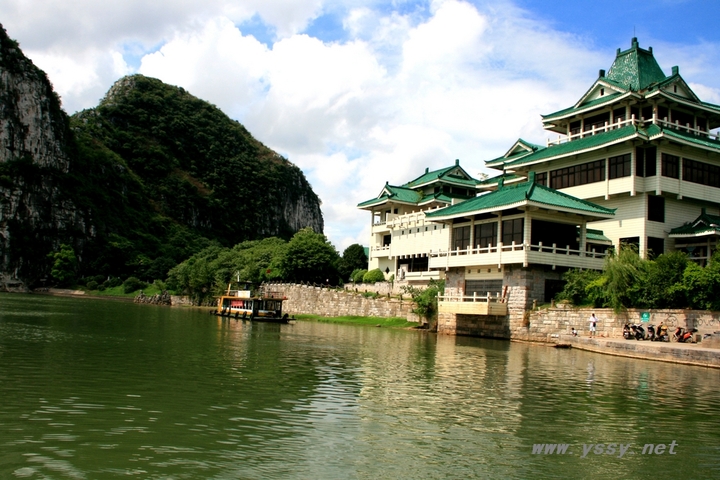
left=408, top=177, right=478, bottom=190
left=646, top=90, right=720, bottom=119
left=648, top=129, right=720, bottom=154
left=426, top=200, right=615, bottom=223
left=505, top=130, right=644, bottom=172
left=357, top=198, right=419, bottom=210
left=669, top=230, right=720, bottom=239
left=486, top=151, right=535, bottom=168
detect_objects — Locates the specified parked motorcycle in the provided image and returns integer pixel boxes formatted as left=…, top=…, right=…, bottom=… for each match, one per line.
left=623, top=324, right=633, bottom=340
left=655, top=323, right=669, bottom=342
left=678, top=327, right=698, bottom=343
left=647, top=324, right=656, bottom=341
left=631, top=324, right=646, bottom=340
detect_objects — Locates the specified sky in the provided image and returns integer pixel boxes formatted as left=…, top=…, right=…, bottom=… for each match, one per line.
left=3, top=0, right=720, bottom=252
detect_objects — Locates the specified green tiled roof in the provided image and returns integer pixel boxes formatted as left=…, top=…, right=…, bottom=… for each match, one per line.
left=607, top=38, right=666, bottom=91
left=477, top=173, right=524, bottom=186
left=425, top=176, right=615, bottom=220
left=543, top=92, right=624, bottom=121
left=669, top=211, right=720, bottom=237
left=499, top=125, right=639, bottom=169
left=486, top=139, right=543, bottom=167
left=404, top=160, right=478, bottom=188
left=357, top=184, right=421, bottom=208
left=585, top=228, right=612, bottom=244
left=648, top=124, right=720, bottom=152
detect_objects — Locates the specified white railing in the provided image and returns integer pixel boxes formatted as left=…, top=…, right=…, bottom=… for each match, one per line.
left=438, top=291, right=504, bottom=303
left=429, top=242, right=607, bottom=259
left=403, top=271, right=441, bottom=279
left=548, top=116, right=638, bottom=146
left=547, top=114, right=720, bottom=147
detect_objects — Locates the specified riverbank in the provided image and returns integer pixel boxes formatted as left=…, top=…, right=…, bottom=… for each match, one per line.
left=555, top=335, right=720, bottom=369
left=294, top=314, right=420, bottom=329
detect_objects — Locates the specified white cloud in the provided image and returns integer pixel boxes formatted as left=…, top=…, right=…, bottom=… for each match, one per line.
left=4, top=0, right=720, bottom=252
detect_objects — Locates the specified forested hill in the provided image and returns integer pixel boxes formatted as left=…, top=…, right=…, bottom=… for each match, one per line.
left=0, top=24, right=324, bottom=287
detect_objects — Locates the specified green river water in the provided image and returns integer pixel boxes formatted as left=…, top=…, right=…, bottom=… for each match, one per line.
left=0, top=293, right=719, bottom=479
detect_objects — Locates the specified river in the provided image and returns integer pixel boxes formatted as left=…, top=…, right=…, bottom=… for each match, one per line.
left=0, top=293, right=719, bottom=479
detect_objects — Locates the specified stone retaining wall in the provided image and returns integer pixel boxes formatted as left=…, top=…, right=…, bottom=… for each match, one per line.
left=266, top=283, right=416, bottom=319
left=514, top=306, right=720, bottom=343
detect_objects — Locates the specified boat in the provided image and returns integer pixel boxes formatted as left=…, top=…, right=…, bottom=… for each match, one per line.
left=213, top=283, right=291, bottom=323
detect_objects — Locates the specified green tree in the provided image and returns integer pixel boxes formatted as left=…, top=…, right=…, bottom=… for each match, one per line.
left=402, top=280, right=445, bottom=319
left=602, top=245, right=646, bottom=311
left=556, top=268, right=602, bottom=306
left=47, top=244, right=78, bottom=287
left=681, top=251, right=720, bottom=310
left=280, top=227, right=340, bottom=284
left=362, top=268, right=385, bottom=283
left=338, top=244, right=368, bottom=281
left=636, top=251, right=688, bottom=308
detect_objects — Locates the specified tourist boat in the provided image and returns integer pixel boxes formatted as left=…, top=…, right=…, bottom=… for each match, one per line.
left=213, top=283, right=291, bottom=323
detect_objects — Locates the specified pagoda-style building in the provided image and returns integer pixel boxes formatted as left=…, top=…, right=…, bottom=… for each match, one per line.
left=357, top=38, right=720, bottom=337
left=487, top=37, right=720, bottom=263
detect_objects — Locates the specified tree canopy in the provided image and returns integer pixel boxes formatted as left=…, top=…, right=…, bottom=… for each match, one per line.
left=556, top=247, right=720, bottom=311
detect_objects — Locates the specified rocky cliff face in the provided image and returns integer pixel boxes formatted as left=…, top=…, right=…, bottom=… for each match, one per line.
left=0, top=25, right=324, bottom=288
left=0, top=25, right=85, bottom=288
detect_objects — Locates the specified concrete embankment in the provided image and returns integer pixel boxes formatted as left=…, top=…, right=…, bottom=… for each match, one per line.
left=559, top=336, right=720, bottom=369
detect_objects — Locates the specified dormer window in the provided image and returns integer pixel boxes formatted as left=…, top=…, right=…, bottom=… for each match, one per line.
left=674, top=85, right=677, bottom=93
left=600, top=88, right=604, bottom=96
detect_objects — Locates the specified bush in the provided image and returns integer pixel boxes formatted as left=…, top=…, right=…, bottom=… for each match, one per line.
left=86, top=280, right=99, bottom=290
left=401, top=279, right=445, bottom=318
left=352, top=269, right=367, bottom=283
left=363, top=268, right=385, bottom=283
left=123, top=276, right=148, bottom=294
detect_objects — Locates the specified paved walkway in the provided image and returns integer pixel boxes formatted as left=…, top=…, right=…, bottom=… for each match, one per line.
left=560, top=335, right=720, bottom=368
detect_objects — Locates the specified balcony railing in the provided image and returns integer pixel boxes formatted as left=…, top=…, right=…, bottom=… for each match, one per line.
left=429, top=242, right=608, bottom=269
left=438, top=292, right=508, bottom=316
left=548, top=115, right=720, bottom=147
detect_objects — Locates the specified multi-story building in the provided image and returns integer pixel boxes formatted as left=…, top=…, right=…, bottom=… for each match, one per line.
left=358, top=38, right=720, bottom=334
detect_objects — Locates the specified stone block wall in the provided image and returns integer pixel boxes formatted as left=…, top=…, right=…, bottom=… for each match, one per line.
left=438, top=313, right=509, bottom=337
left=515, top=307, right=720, bottom=343
left=267, top=283, right=415, bottom=319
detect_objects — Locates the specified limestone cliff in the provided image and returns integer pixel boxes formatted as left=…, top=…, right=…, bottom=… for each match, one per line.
left=0, top=25, right=84, bottom=288
left=0, top=25, right=324, bottom=288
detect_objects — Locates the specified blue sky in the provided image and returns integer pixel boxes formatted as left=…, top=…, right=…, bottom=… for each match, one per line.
left=2, top=0, right=720, bottom=251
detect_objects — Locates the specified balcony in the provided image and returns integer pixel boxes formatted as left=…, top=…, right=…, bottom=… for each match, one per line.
left=370, top=244, right=391, bottom=258
left=429, top=242, right=608, bottom=270
left=438, top=292, right=508, bottom=316
left=400, top=270, right=443, bottom=282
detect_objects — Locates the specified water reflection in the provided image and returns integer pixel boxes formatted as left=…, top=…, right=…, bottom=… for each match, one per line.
left=1, top=293, right=719, bottom=478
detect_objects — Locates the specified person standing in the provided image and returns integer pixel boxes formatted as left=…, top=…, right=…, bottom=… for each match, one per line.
left=589, top=312, right=598, bottom=336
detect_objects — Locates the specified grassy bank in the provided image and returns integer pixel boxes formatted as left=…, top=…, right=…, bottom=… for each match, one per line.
left=80, top=283, right=168, bottom=298
left=294, top=314, right=419, bottom=329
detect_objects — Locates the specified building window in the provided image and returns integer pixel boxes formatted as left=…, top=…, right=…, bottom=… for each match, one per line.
left=636, top=147, right=656, bottom=177
left=609, top=153, right=631, bottom=179
left=647, top=237, right=665, bottom=259
left=535, top=172, right=547, bottom=186
left=453, top=226, right=471, bottom=251
left=474, top=222, right=497, bottom=248
left=648, top=195, right=665, bottom=223
left=683, top=158, right=720, bottom=188
left=661, top=153, right=680, bottom=179
left=502, top=218, right=524, bottom=245
left=550, top=160, right=605, bottom=189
